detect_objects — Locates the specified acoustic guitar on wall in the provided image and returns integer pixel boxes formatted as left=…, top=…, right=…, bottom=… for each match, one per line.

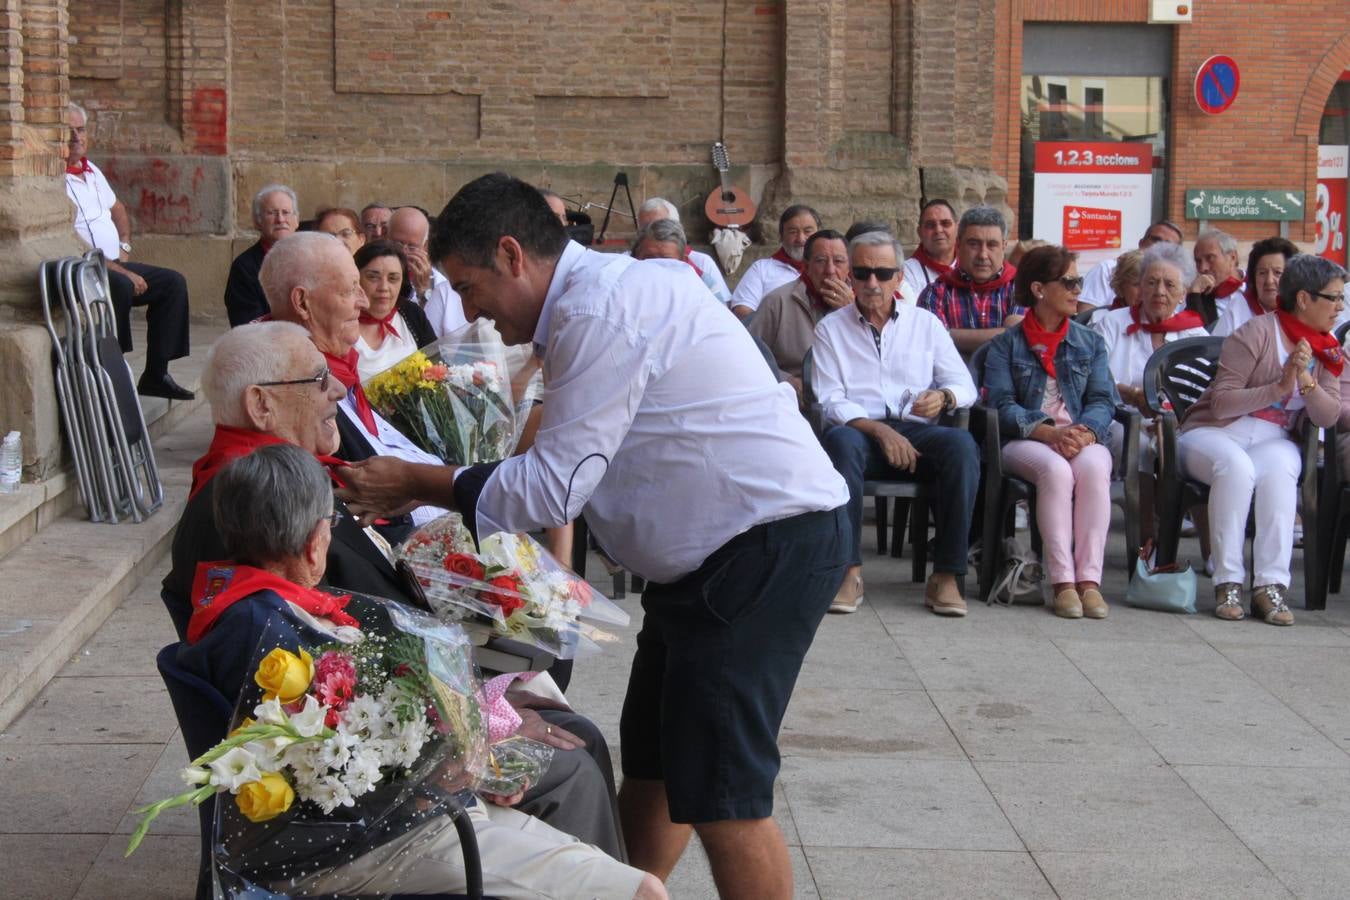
left=704, top=142, right=757, bottom=229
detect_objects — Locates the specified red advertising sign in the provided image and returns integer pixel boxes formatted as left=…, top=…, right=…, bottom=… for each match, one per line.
left=1316, top=145, right=1347, bottom=266
left=1033, top=142, right=1153, bottom=174
left=1062, top=206, right=1123, bottom=251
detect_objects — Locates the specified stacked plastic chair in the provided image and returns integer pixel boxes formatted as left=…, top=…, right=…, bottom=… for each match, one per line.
left=38, top=249, right=164, bottom=523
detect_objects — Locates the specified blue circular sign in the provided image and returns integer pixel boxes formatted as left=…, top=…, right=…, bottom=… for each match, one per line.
left=1195, top=55, right=1240, bottom=115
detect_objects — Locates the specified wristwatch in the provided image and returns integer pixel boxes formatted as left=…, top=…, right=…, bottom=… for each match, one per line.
left=118, top=241, right=132, bottom=255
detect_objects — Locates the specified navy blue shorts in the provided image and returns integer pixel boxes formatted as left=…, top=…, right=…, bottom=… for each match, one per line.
left=619, top=506, right=847, bottom=823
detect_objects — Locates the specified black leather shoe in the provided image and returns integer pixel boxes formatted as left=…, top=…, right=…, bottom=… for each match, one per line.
left=137, top=371, right=195, bottom=401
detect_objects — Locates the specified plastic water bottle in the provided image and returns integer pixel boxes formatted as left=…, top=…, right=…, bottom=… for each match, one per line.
left=0, top=431, right=20, bottom=493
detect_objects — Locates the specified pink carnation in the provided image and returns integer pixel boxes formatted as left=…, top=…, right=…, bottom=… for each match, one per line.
left=313, top=650, right=357, bottom=716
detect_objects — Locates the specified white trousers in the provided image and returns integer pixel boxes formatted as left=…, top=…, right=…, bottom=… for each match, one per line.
left=293, top=800, right=645, bottom=899
left=1178, top=417, right=1301, bottom=587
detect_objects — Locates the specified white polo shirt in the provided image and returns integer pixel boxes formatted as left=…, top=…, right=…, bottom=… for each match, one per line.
left=64, top=161, right=121, bottom=258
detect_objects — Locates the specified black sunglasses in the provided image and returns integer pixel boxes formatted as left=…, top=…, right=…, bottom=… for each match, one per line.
left=1057, top=276, right=1085, bottom=292
left=257, top=367, right=332, bottom=392
left=851, top=266, right=900, bottom=282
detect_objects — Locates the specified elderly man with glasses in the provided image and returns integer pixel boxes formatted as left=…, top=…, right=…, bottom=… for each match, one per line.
left=815, top=231, right=980, bottom=617
left=224, top=184, right=299, bottom=326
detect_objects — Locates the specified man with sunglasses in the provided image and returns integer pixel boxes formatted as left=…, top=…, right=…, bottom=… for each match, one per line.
left=814, top=230, right=980, bottom=617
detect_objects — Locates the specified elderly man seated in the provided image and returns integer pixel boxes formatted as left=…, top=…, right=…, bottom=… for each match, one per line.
left=630, top=219, right=725, bottom=303
left=225, top=184, right=298, bottom=326
left=175, top=444, right=663, bottom=899
left=1186, top=228, right=1245, bottom=327
left=746, top=228, right=852, bottom=394
left=259, top=232, right=450, bottom=522
left=729, top=204, right=822, bottom=318
left=918, top=205, right=1023, bottom=356
left=636, top=198, right=731, bottom=304
left=815, top=231, right=981, bottom=616
left=161, top=320, right=630, bottom=864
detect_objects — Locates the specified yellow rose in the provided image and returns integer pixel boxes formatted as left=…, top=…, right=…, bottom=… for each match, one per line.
left=235, top=773, right=294, bottom=823
left=254, top=648, right=314, bottom=704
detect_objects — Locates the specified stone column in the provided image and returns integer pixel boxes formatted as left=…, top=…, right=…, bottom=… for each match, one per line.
left=0, top=0, right=83, bottom=478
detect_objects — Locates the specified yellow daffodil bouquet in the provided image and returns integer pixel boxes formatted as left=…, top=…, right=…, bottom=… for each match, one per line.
left=363, top=336, right=517, bottom=465
left=128, top=616, right=486, bottom=857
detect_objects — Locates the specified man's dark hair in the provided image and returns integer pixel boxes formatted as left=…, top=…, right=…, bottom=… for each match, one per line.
left=360, top=202, right=390, bottom=216
left=1246, top=236, right=1298, bottom=282
left=430, top=173, right=567, bottom=268
left=778, top=204, right=822, bottom=233
left=1149, top=219, right=1184, bottom=243
left=843, top=221, right=891, bottom=243
left=804, top=229, right=847, bottom=261
left=919, top=198, right=956, bottom=220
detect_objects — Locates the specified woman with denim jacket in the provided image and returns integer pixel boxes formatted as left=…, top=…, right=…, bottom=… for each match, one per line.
left=984, top=245, right=1121, bottom=619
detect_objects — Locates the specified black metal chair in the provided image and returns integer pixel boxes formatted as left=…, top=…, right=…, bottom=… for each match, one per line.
left=1320, top=322, right=1350, bottom=595
left=1143, top=336, right=1329, bottom=609
left=967, top=342, right=1141, bottom=603
left=801, top=348, right=966, bottom=582
left=155, top=644, right=483, bottom=900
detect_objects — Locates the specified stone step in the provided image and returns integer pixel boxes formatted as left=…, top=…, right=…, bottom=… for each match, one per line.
left=0, top=319, right=226, bottom=564
left=0, top=402, right=214, bottom=731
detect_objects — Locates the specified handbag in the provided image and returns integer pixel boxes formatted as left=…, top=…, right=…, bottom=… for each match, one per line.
left=1124, top=540, right=1197, bottom=614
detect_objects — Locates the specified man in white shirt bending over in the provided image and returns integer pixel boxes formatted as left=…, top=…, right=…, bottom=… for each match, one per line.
left=814, top=230, right=981, bottom=617
left=729, top=204, right=821, bottom=318
left=336, top=173, right=850, bottom=900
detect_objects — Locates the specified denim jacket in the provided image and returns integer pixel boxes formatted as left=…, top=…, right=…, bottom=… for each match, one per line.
left=983, top=320, right=1120, bottom=444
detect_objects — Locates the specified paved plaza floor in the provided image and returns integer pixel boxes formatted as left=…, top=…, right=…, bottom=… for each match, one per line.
left=4, top=511, right=1350, bottom=898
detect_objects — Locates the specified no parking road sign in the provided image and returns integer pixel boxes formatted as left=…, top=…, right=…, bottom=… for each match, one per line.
left=1195, top=55, right=1240, bottom=115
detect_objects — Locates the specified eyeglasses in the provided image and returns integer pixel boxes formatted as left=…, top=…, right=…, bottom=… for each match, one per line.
left=328, top=228, right=357, bottom=240
left=257, top=367, right=332, bottom=392
left=852, top=266, right=900, bottom=282
left=1057, top=276, right=1085, bottom=292
left=1309, top=290, right=1342, bottom=303
left=321, top=510, right=343, bottom=527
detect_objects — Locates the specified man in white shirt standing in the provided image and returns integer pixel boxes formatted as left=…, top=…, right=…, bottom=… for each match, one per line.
left=901, top=198, right=958, bottom=300
left=337, top=173, right=850, bottom=900
left=64, top=102, right=193, bottom=399
left=388, top=206, right=467, bottom=337
left=815, top=231, right=981, bottom=617
left=728, top=204, right=821, bottom=318
left=636, top=197, right=732, bottom=305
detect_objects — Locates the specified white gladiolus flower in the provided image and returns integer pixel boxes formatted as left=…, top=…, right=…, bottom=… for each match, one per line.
left=208, top=747, right=263, bottom=793
left=288, top=695, right=328, bottom=737
left=253, top=697, right=288, bottom=726
left=180, top=766, right=211, bottom=787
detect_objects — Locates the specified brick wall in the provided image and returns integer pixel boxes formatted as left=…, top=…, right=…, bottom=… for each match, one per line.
left=992, top=0, right=1350, bottom=243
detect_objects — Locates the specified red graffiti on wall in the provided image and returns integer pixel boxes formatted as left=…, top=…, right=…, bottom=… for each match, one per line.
left=190, top=87, right=228, bottom=155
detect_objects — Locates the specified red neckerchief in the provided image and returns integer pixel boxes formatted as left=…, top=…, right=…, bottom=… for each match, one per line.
left=1211, top=274, right=1244, bottom=299
left=190, top=425, right=348, bottom=499
left=1110, top=297, right=1129, bottom=310
left=260, top=239, right=275, bottom=255
left=771, top=247, right=806, bottom=275
left=682, top=248, right=703, bottom=278
left=909, top=245, right=954, bottom=274
left=324, top=349, right=379, bottom=436
left=938, top=262, right=1017, bottom=295
left=1244, top=284, right=1270, bottom=318
left=359, top=308, right=401, bottom=340
left=1276, top=309, right=1344, bottom=376
left=187, top=561, right=359, bottom=644
left=1125, top=306, right=1206, bottom=336
left=1021, top=312, right=1069, bottom=377
left=65, top=156, right=93, bottom=177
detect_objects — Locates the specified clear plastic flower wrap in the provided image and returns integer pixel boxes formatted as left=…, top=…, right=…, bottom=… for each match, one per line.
left=362, top=327, right=518, bottom=466
left=478, top=737, right=557, bottom=797
left=397, top=513, right=630, bottom=659
left=128, top=599, right=490, bottom=897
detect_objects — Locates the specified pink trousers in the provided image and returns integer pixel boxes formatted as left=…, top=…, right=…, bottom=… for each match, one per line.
left=1002, top=440, right=1113, bottom=585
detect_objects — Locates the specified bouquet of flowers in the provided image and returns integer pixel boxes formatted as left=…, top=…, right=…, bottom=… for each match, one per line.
left=363, top=331, right=517, bottom=466
left=398, top=514, right=630, bottom=659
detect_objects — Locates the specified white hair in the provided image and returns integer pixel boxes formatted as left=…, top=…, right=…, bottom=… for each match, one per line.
left=1196, top=228, right=1238, bottom=257
left=252, top=183, right=298, bottom=225
left=848, top=229, right=905, bottom=266
left=202, top=321, right=314, bottom=427
left=259, top=232, right=342, bottom=315
left=68, top=101, right=89, bottom=120
left=639, top=197, right=681, bottom=224
left=1141, top=240, right=1197, bottom=288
